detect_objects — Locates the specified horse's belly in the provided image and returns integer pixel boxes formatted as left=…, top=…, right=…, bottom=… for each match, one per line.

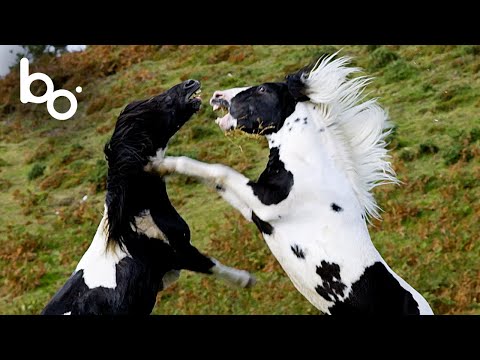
left=262, top=229, right=335, bottom=313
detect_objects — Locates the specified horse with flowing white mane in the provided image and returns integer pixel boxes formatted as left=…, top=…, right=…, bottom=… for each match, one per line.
left=148, top=54, right=434, bottom=315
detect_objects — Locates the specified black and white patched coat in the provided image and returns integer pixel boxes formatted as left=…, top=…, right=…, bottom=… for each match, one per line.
left=150, top=56, right=434, bottom=315
left=42, top=80, right=255, bottom=315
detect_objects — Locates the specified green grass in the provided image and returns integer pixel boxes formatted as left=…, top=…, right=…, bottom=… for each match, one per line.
left=0, top=45, right=479, bottom=314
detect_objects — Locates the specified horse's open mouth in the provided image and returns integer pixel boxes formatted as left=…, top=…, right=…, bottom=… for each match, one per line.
left=186, top=82, right=202, bottom=108
left=211, top=98, right=230, bottom=113
left=211, top=98, right=237, bottom=130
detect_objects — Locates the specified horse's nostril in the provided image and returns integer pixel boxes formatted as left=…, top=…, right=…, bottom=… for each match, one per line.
left=215, top=93, right=223, bottom=98
left=184, top=79, right=196, bottom=89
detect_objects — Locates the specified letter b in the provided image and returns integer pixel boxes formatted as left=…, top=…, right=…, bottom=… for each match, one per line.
left=20, top=57, right=54, bottom=104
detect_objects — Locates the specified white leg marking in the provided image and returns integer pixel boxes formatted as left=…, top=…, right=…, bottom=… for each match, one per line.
left=210, top=258, right=256, bottom=288
left=63, top=311, right=71, bottom=315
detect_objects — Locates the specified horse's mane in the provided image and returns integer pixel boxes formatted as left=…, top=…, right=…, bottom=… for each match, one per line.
left=302, top=53, right=399, bottom=221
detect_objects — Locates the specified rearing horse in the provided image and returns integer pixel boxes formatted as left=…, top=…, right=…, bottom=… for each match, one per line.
left=148, top=55, right=434, bottom=315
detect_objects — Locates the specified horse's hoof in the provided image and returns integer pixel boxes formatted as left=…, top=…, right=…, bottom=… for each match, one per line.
left=244, top=274, right=257, bottom=288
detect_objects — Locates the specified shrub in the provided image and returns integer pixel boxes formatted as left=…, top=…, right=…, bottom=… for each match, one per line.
left=444, top=146, right=461, bottom=165
left=27, top=163, right=46, bottom=181
left=368, top=47, right=399, bottom=70
left=469, top=128, right=480, bottom=143
left=25, top=139, right=57, bottom=164
left=399, top=147, right=417, bottom=162
left=419, top=142, right=439, bottom=156
left=443, top=144, right=473, bottom=165
left=457, top=45, right=480, bottom=56
left=54, top=143, right=88, bottom=167
left=384, top=60, right=417, bottom=82
left=435, top=85, right=474, bottom=112
left=86, top=96, right=107, bottom=115
left=422, top=83, right=434, bottom=93
left=39, top=169, right=71, bottom=190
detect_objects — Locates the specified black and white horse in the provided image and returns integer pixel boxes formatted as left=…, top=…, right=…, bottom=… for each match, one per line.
left=149, top=56, right=434, bottom=315
left=42, top=80, right=255, bottom=315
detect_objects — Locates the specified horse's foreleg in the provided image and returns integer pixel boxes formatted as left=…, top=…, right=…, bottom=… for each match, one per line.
left=150, top=156, right=271, bottom=220
left=216, top=186, right=253, bottom=221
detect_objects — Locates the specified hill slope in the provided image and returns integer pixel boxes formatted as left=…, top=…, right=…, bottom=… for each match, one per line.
left=0, top=45, right=479, bottom=314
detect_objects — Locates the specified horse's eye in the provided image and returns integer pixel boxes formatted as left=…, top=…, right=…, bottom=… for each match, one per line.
left=258, top=86, right=266, bottom=93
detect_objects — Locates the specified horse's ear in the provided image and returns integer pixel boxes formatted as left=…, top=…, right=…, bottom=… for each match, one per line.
left=285, top=69, right=310, bottom=102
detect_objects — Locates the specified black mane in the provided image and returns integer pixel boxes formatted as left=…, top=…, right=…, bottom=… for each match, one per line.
left=104, top=107, right=157, bottom=252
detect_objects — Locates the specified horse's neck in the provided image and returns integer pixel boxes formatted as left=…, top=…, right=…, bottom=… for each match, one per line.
left=267, top=104, right=362, bottom=214
left=266, top=104, right=381, bottom=264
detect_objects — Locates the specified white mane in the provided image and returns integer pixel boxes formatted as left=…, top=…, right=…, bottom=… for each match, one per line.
left=302, top=53, right=399, bottom=220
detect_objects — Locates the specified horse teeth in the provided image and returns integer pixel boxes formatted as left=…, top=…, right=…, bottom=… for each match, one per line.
left=213, top=105, right=219, bottom=111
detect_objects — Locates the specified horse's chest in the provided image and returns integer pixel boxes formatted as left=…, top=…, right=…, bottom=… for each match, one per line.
left=134, top=210, right=169, bottom=244
left=262, top=228, right=326, bottom=283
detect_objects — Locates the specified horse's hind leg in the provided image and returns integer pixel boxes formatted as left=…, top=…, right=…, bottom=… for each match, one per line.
left=177, top=245, right=256, bottom=288
left=145, top=209, right=256, bottom=289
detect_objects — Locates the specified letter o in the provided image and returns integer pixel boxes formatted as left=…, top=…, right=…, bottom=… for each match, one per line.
left=46, top=89, right=78, bottom=121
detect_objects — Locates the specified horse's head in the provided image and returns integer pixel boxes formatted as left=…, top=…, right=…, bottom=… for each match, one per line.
left=211, top=55, right=399, bottom=223
left=211, top=70, right=309, bottom=135
left=111, top=79, right=202, bottom=150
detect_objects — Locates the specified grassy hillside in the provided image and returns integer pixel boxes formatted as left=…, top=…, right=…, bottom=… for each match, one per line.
left=0, top=45, right=479, bottom=314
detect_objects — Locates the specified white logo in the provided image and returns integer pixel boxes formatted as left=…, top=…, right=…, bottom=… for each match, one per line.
left=20, top=57, right=82, bottom=120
